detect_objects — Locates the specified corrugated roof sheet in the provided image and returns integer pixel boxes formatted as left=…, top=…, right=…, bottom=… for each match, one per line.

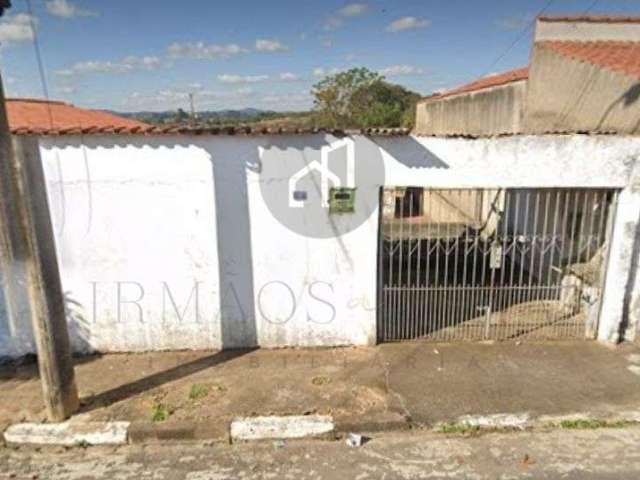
left=540, top=40, right=640, bottom=79
left=5, top=98, right=409, bottom=136
left=421, top=67, right=529, bottom=102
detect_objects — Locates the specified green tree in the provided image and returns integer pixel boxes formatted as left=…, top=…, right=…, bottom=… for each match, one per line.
left=351, top=81, right=421, bottom=128
left=311, top=68, right=382, bottom=128
left=311, top=67, right=421, bottom=129
left=173, top=108, right=189, bottom=124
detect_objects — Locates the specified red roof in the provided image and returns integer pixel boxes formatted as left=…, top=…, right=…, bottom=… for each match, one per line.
left=538, top=15, right=640, bottom=23
left=541, top=41, right=640, bottom=79
left=426, top=67, right=529, bottom=101
left=6, top=98, right=150, bottom=134
left=4, top=97, right=408, bottom=136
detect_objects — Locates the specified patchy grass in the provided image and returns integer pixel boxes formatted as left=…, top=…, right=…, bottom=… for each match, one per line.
left=213, top=383, right=227, bottom=393
left=311, top=376, right=331, bottom=386
left=75, top=439, right=91, bottom=449
left=558, top=419, right=633, bottom=430
left=189, top=384, right=210, bottom=401
left=439, top=422, right=481, bottom=435
left=150, top=402, right=174, bottom=422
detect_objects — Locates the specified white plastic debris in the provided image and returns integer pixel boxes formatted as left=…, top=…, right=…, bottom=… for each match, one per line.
left=346, top=433, right=368, bottom=447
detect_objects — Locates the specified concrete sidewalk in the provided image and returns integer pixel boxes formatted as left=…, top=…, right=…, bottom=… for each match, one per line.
left=1, top=341, right=640, bottom=441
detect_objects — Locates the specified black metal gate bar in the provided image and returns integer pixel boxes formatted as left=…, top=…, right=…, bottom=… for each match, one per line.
left=378, top=188, right=618, bottom=342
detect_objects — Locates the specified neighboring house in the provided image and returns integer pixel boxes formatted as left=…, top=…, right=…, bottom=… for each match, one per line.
left=526, top=16, right=640, bottom=134
left=6, top=98, right=150, bottom=133
left=416, top=16, right=640, bottom=136
left=415, top=68, right=529, bottom=136
left=1, top=17, right=640, bottom=359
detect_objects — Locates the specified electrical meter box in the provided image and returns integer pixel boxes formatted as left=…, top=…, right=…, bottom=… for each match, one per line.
left=329, top=187, right=356, bottom=214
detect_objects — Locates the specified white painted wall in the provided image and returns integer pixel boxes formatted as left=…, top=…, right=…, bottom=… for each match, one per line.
left=1, top=133, right=639, bottom=357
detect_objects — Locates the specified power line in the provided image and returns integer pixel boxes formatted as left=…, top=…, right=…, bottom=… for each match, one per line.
left=24, top=0, right=53, bottom=125
left=479, top=0, right=602, bottom=80
left=480, top=0, right=556, bottom=79
left=582, top=0, right=602, bottom=16
left=25, top=0, right=69, bottom=235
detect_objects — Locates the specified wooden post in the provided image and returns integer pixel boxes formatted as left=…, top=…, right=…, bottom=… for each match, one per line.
left=0, top=75, right=79, bottom=421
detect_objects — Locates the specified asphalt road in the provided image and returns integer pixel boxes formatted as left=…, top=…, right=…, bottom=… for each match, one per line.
left=2, top=427, right=640, bottom=479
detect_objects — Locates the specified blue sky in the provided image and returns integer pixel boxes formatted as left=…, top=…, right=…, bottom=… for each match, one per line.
left=1, top=0, right=638, bottom=112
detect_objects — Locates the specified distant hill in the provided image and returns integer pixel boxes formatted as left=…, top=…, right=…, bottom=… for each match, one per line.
left=113, top=108, right=313, bottom=127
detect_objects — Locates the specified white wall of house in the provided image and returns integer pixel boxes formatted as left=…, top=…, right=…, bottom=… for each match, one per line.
left=1, top=133, right=639, bottom=357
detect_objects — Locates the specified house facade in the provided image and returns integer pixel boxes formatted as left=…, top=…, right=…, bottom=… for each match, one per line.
left=1, top=16, right=640, bottom=358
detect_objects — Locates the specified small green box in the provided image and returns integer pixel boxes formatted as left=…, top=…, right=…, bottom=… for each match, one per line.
left=329, top=187, right=356, bottom=214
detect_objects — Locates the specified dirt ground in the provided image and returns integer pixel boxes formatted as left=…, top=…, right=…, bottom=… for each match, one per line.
left=1, top=341, right=640, bottom=431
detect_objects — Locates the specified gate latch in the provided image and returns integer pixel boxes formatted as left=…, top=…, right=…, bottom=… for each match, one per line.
left=490, top=242, right=503, bottom=269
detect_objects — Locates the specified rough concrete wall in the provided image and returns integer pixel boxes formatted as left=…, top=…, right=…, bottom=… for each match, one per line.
left=525, top=44, right=640, bottom=134
left=37, top=138, right=223, bottom=354
left=535, top=20, right=640, bottom=42
left=599, top=157, right=640, bottom=343
left=415, top=81, right=527, bottom=136
left=1, top=134, right=639, bottom=357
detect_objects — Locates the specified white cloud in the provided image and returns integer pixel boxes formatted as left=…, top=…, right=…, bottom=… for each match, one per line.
left=385, top=16, right=431, bottom=33
left=321, top=37, right=333, bottom=48
left=279, top=72, right=299, bottom=81
left=255, top=38, right=288, bottom=52
left=380, top=64, right=424, bottom=76
left=46, top=0, right=98, bottom=19
left=338, top=3, right=369, bottom=17
left=218, top=74, right=269, bottom=84
left=168, top=42, right=248, bottom=59
left=323, top=17, right=343, bottom=31
left=57, top=85, right=76, bottom=94
left=123, top=85, right=259, bottom=111
left=121, top=84, right=313, bottom=111
left=234, top=87, right=254, bottom=96
left=259, top=92, right=312, bottom=109
left=0, top=13, right=37, bottom=45
left=312, top=67, right=340, bottom=77
left=324, top=3, right=369, bottom=30
left=55, top=55, right=163, bottom=77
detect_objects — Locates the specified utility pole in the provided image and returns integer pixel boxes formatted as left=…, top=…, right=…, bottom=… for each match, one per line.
left=188, top=92, right=196, bottom=126
left=0, top=2, right=79, bottom=421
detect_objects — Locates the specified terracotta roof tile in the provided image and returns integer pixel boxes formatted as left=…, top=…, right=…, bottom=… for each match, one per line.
left=6, top=98, right=150, bottom=134
left=6, top=99, right=410, bottom=137
left=541, top=41, right=640, bottom=79
left=422, top=67, right=529, bottom=101
left=5, top=98, right=410, bottom=137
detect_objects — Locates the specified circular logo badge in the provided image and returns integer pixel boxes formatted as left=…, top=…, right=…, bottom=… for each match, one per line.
left=259, top=135, right=386, bottom=239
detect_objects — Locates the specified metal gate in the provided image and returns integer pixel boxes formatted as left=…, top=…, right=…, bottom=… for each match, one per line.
left=377, top=188, right=618, bottom=342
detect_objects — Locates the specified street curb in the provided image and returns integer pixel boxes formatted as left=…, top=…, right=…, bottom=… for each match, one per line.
left=432, top=411, right=640, bottom=432
left=334, top=412, right=411, bottom=434
left=230, top=415, right=335, bottom=442
left=128, top=420, right=229, bottom=444
left=3, top=422, right=129, bottom=447
left=3, top=410, right=639, bottom=447
left=0, top=422, right=9, bottom=447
